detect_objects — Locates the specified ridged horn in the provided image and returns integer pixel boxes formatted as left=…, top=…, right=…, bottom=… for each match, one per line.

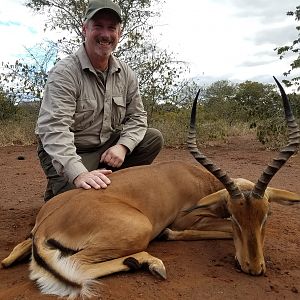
left=251, top=77, right=300, bottom=199
left=187, top=89, right=242, bottom=199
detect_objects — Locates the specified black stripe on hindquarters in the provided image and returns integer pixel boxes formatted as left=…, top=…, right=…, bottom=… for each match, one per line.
left=32, top=239, right=80, bottom=288
left=47, top=239, right=78, bottom=257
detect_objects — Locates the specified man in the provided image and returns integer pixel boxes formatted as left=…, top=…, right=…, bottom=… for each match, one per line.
left=36, top=0, right=164, bottom=201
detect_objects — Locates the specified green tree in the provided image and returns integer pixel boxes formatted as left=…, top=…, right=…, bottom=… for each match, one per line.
left=234, top=81, right=281, bottom=122
left=170, top=79, right=202, bottom=108
left=287, top=92, right=300, bottom=118
left=275, top=5, right=300, bottom=91
left=202, top=80, right=239, bottom=123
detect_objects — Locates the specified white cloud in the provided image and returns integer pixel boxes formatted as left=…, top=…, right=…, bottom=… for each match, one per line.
left=0, top=0, right=53, bottom=63
left=0, top=0, right=57, bottom=63
left=153, top=0, right=299, bottom=87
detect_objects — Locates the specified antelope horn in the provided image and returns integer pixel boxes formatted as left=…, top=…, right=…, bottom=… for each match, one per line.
left=252, top=77, right=300, bottom=199
left=187, top=90, right=242, bottom=199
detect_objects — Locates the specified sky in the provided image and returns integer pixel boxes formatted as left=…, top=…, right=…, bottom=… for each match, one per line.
left=0, top=0, right=299, bottom=90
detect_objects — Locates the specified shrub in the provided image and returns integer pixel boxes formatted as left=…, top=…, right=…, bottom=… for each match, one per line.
left=255, top=117, right=298, bottom=150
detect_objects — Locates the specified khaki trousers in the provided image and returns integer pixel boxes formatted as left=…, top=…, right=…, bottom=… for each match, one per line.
left=37, top=128, right=163, bottom=201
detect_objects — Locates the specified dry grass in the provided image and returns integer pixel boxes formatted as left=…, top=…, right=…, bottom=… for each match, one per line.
left=0, top=119, right=37, bottom=146
left=152, top=111, right=253, bottom=147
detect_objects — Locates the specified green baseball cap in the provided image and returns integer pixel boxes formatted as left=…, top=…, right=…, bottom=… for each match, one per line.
left=84, top=0, right=122, bottom=22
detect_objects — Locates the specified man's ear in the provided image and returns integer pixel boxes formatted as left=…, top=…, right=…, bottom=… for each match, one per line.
left=118, top=26, right=123, bottom=39
left=82, top=28, right=86, bottom=37
left=82, top=22, right=87, bottom=37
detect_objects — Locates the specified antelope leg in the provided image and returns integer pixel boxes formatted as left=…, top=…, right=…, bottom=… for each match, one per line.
left=161, top=228, right=232, bottom=241
left=77, top=251, right=167, bottom=279
left=1, top=238, right=32, bottom=268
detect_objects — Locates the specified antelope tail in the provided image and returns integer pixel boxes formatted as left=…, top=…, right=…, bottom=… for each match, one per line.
left=30, top=237, right=97, bottom=299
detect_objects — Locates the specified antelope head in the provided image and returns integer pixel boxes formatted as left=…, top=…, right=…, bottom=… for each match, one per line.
left=187, top=77, right=300, bottom=275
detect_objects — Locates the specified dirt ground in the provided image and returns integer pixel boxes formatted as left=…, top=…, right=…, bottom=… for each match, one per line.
left=0, top=134, right=299, bottom=300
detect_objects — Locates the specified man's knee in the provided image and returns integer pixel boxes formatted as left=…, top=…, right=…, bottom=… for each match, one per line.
left=37, top=142, right=74, bottom=201
left=142, top=128, right=164, bottom=151
left=124, top=128, right=163, bottom=167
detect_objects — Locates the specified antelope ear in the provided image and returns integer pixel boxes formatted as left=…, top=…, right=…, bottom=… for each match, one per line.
left=185, top=189, right=229, bottom=213
left=185, top=189, right=229, bottom=216
left=266, top=187, right=300, bottom=205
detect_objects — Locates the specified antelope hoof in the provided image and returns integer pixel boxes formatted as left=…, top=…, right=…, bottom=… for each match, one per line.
left=149, top=259, right=167, bottom=280
left=1, top=258, right=11, bottom=268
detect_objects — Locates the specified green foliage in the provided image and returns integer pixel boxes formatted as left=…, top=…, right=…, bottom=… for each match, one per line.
left=138, top=49, right=188, bottom=119
left=256, top=117, right=288, bottom=149
left=256, top=92, right=300, bottom=149
left=234, top=81, right=281, bottom=121
left=201, top=80, right=239, bottom=123
left=0, top=88, right=18, bottom=120
left=174, top=79, right=300, bottom=149
left=151, top=103, right=251, bottom=147
left=198, top=80, right=283, bottom=125
left=275, top=5, right=300, bottom=91
left=288, top=92, right=300, bottom=116
left=151, top=108, right=190, bottom=146
left=0, top=94, right=39, bottom=146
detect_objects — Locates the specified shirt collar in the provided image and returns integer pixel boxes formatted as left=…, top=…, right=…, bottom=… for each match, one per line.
left=76, top=44, right=121, bottom=74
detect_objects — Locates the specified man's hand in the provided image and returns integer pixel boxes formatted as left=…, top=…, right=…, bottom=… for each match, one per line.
left=100, top=144, right=128, bottom=168
left=73, top=169, right=112, bottom=190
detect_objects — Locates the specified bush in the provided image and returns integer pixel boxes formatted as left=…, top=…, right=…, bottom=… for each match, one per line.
left=0, top=90, right=18, bottom=121
left=0, top=101, right=39, bottom=146
left=151, top=108, right=251, bottom=147
left=256, top=117, right=299, bottom=150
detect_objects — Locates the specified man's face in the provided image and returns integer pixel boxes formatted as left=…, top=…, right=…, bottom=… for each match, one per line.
left=83, top=10, right=121, bottom=61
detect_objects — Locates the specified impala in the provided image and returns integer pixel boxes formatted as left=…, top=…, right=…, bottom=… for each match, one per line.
left=2, top=77, right=299, bottom=299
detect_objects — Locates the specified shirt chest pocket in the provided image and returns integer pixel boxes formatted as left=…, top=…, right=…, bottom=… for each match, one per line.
left=72, top=98, right=97, bottom=131
left=111, top=96, right=126, bottom=129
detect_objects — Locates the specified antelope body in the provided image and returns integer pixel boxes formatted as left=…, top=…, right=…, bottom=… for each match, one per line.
left=1, top=78, right=300, bottom=299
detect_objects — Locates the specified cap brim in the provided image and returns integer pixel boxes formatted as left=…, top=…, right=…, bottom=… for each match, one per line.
left=85, top=8, right=122, bottom=22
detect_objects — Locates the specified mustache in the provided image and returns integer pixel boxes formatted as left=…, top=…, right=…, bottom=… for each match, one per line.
left=96, top=37, right=112, bottom=43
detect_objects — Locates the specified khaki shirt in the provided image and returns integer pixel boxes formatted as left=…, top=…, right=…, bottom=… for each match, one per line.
left=36, top=44, right=147, bottom=183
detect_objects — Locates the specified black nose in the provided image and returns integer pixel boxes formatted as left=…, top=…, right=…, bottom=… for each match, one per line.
left=234, top=258, right=265, bottom=276
left=249, top=268, right=264, bottom=276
